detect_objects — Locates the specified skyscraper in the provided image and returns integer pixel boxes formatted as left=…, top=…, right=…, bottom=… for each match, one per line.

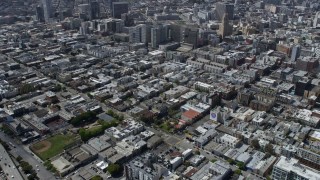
left=41, top=0, right=53, bottom=23
left=36, top=6, right=45, bottom=22
left=151, top=27, right=160, bottom=48
left=78, top=4, right=90, bottom=21
left=151, top=25, right=170, bottom=48
left=90, top=1, right=100, bottom=19
left=182, top=27, right=199, bottom=48
left=313, top=12, right=320, bottom=28
left=218, top=13, right=233, bottom=39
left=216, top=3, right=234, bottom=21
left=112, top=2, right=128, bottom=19
left=129, top=24, right=147, bottom=43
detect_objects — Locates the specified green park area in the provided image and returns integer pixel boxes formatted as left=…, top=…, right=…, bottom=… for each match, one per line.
left=30, top=133, right=78, bottom=160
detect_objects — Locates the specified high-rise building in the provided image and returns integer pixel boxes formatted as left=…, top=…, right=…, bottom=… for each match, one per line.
left=151, top=25, right=170, bottom=48
left=216, top=3, right=234, bottom=21
left=151, top=27, right=160, bottom=48
left=112, top=2, right=128, bottom=19
left=169, top=24, right=181, bottom=42
left=41, top=0, right=53, bottom=23
left=313, top=12, right=320, bottom=28
left=90, top=1, right=100, bottom=19
left=109, top=0, right=115, bottom=9
left=129, top=24, right=147, bottom=43
left=80, top=22, right=90, bottom=35
left=36, top=6, right=45, bottom=22
left=291, top=45, right=301, bottom=61
left=218, top=13, right=233, bottom=39
left=78, top=4, right=90, bottom=20
left=182, top=27, right=199, bottom=48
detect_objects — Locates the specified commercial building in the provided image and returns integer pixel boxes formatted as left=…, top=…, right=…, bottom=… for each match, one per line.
left=41, top=0, right=53, bottom=23
left=125, top=153, right=165, bottom=180
left=218, top=13, right=233, bottom=39
left=216, top=3, right=234, bottom=21
left=272, top=156, right=320, bottom=180
left=129, top=24, right=147, bottom=44
left=112, top=2, right=128, bottom=19
left=191, top=161, right=231, bottom=180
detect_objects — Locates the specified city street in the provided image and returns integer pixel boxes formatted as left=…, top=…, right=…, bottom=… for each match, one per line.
left=0, top=143, right=23, bottom=179
left=0, top=132, right=57, bottom=180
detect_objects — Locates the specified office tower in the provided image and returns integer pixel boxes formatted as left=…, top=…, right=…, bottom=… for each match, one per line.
left=41, top=0, right=53, bottom=23
left=169, top=24, right=181, bottom=42
left=313, top=12, right=320, bottom=28
left=151, top=27, right=160, bottom=48
left=112, top=2, right=128, bottom=19
left=216, top=3, right=234, bottom=21
left=182, top=27, right=199, bottom=48
left=218, top=13, right=233, bottom=39
left=160, top=24, right=170, bottom=42
left=78, top=4, right=90, bottom=20
left=80, top=22, right=90, bottom=35
left=129, top=24, right=147, bottom=43
left=121, top=13, right=133, bottom=26
left=90, top=1, right=100, bottom=19
left=151, top=25, right=169, bottom=48
left=36, top=6, right=45, bottom=22
left=109, top=0, right=115, bottom=9
left=291, top=45, right=301, bottom=61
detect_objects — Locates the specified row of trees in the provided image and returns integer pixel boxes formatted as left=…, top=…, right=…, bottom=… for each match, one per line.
left=17, top=156, right=39, bottom=180
left=79, top=120, right=119, bottom=141
left=18, top=84, right=36, bottom=95
left=91, top=175, right=103, bottom=180
left=70, top=111, right=97, bottom=126
left=44, top=160, right=58, bottom=174
left=0, top=138, right=10, bottom=150
left=106, top=110, right=124, bottom=121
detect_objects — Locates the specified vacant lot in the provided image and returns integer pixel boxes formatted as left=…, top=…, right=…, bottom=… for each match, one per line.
left=30, top=134, right=78, bottom=160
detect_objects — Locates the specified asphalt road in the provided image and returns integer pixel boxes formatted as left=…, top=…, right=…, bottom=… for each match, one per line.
left=0, top=132, right=57, bottom=180
left=0, top=143, right=23, bottom=180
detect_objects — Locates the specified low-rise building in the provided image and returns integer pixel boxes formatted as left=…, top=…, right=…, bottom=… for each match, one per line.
left=272, top=156, right=320, bottom=180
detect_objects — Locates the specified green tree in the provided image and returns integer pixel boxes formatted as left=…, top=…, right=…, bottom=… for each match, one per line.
left=118, top=115, right=124, bottom=121
left=70, top=111, right=97, bottom=126
left=234, top=169, right=242, bottom=175
left=20, top=161, right=33, bottom=174
left=16, top=156, right=22, bottom=162
left=79, top=120, right=119, bottom=141
left=87, top=93, right=93, bottom=99
left=211, top=159, right=217, bottom=163
left=54, top=84, right=62, bottom=92
left=107, top=164, right=122, bottom=176
left=251, top=139, right=260, bottom=150
left=91, top=175, right=103, bottom=180
left=107, top=110, right=114, bottom=116
left=265, top=143, right=274, bottom=155
left=18, top=84, right=35, bottom=95
left=195, top=150, right=200, bottom=155
left=236, top=162, right=245, bottom=170
left=227, top=158, right=235, bottom=165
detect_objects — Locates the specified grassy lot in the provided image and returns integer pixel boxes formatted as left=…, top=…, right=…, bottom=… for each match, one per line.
left=31, top=133, right=78, bottom=160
